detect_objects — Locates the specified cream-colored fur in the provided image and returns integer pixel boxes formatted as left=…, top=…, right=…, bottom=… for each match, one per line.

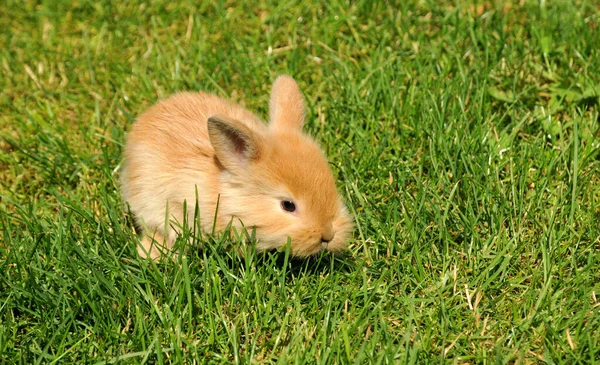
left=121, top=75, right=352, bottom=258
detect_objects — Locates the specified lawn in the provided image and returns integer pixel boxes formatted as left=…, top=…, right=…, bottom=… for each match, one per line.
left=1, top=0, right=600, bottom=363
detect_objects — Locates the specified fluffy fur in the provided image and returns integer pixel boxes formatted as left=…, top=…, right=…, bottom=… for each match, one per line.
left=121, top=75, right=352, bottom=259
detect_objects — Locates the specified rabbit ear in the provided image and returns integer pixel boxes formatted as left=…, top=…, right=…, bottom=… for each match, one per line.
left=208, top=115, right=263, bottom=171
left=269, top=75, right=305, bottom=132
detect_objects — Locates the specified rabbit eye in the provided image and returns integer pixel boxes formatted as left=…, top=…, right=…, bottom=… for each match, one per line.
left=281, top=200, right=296, bottom=213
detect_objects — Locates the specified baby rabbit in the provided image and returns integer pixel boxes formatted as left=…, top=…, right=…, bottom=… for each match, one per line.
left=121, top=75, right=352, bottom=259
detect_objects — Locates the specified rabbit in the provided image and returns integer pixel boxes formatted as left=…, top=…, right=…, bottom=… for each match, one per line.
left=120, top=75, right=353, bottom=259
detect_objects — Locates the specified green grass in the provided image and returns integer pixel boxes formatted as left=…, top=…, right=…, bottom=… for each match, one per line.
left=1, top=0, right=600, bottom=363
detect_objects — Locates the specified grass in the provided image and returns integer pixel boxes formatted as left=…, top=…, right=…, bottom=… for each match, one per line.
left=1, top=0, right=600, bottom=363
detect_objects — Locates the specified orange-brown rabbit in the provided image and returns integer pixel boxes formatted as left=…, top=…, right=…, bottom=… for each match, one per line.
left=121, top=76, right=352, bottom=259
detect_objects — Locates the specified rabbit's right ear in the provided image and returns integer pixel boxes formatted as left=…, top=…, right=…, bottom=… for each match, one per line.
left=208, top=115, right=264, bottom=171
left=269, top=75, right=305, bottom=132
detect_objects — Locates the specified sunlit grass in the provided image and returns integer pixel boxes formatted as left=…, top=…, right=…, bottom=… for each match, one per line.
left=1, top=1, right=599, bottom=363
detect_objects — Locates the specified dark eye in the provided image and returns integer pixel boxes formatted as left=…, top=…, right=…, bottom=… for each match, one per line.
left=281, top=200, right=296, bottom=213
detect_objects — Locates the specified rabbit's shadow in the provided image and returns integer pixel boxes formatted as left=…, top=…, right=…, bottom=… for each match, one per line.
left=186, top=238, right=358, bottom=279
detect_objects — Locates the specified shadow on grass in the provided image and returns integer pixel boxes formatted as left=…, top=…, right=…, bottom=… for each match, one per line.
left=194, top=238, right=358, bottom=278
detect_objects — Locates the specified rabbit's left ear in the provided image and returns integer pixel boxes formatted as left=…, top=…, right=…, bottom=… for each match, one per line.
left=208, top=115, right=264, bottom=172
left=269, top=75, right=305, bottom=132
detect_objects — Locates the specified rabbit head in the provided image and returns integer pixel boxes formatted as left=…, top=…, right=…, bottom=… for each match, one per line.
left=208, top=76, right=352, bottom=257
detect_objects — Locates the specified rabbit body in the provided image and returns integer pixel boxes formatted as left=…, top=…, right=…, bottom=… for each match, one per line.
left=121, top=76, right=352, bottom=259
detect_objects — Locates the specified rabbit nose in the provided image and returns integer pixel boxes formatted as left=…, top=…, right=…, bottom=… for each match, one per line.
left=321, top=231, right=335, bottom=244
left=320, top=233, right=334, bottom=250
left=321, top=223, right=334, bottom=249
